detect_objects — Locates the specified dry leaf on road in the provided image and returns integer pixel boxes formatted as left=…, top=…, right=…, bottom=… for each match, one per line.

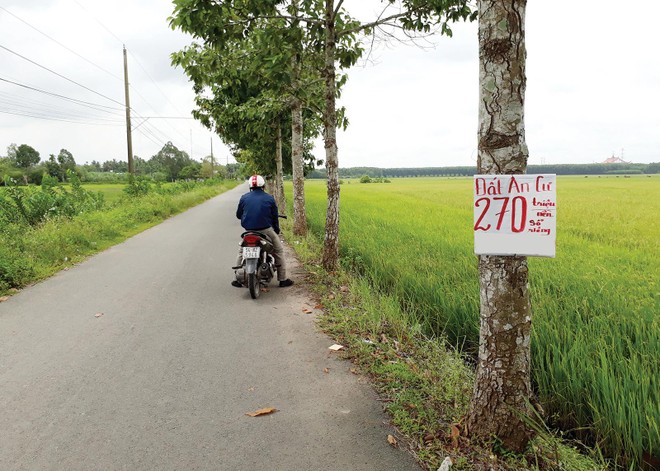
left=323, top=368, right=330, bottom=374
left=94, top=312, right=104, bottom=318
left=0, top=296, right=9, bottom=303
left=302, top=307, right=313, bottom=314
left=450, top=424, right=460, bottom=448
left=245, top=407, right=278, bottom=417
left=387, top=434, right=398, bottom=447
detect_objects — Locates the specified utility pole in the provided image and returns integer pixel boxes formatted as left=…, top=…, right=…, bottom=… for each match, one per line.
left=123, top=45, right=134, bottom=174
left=210, top=137, right=214, bottom=179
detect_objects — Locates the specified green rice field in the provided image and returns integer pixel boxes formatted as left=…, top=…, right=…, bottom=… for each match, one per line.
left=295, top=176, right=659, bottom=467
left=81, top=183, right=126, bottom=204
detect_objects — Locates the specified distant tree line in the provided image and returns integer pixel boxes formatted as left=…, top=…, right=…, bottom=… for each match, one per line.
left=0, top=141, right=241, bottom=186
left=306, top=162, right=659, bottom=179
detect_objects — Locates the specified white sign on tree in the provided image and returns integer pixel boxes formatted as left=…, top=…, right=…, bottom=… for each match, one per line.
left=473, top=174, right=556, bottom=257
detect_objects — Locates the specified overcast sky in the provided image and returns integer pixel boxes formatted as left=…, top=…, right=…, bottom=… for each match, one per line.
left=1, top=1, right=658, bottom=169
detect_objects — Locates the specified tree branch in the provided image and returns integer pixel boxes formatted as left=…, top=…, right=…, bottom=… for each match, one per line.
left=332, top=0, right=346, bottom=21
left=338, top=11, right=408, bottom=37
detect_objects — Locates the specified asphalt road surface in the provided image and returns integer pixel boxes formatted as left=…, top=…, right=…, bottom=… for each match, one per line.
left=0, top=185, right=420, bottom=471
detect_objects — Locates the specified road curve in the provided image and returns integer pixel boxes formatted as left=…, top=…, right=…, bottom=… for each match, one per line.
left=0, top=185, right=420, bottom=471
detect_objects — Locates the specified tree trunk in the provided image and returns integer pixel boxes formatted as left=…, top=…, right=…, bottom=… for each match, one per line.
left=291, top=95, right=307, bottom=235
left=289, top=0, right=308, bottom=236
left=467, top=0, right=534, bottom=453
left=321, top=0, right=339, bottom=271
left=274, top=122, right=286, bottom=212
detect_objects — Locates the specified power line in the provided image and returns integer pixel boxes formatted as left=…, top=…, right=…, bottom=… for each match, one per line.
left=0, top=5, right=123, bottom=82
left=70, top=0, right=185, bottom=151
left=0, top=2, right=215, bottom=161
left=128, top=50, right=187, bottom=116
left=134, top=127, right=165, bottom=148
left=126, top=79, right=193, bottom=145
left=0, top=108, right=123, bottom=126
left=68, top=1, right=213, bottom=159
left=0, top=95, right=123, bottom=123
left=0, top=76, right=124, bottom=113
left=0, top=105, right=123, bottom=125
left=0, top=94, right=124, bottom=122
left=142, top=121, right=170, bottom=143
left=0, top=43, right=125, bottom=107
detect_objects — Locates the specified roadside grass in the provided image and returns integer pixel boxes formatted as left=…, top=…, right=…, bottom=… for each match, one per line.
left=0, top=181, right=239, bottom=294
left=283, top=220, right=606, bottom=471
left=286, top=176, right=658, bottom=469
left=81, top=182, right=183, bottom=205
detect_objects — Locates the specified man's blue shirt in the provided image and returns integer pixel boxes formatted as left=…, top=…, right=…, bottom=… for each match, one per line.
left=236, top=188, right=280, bottom=233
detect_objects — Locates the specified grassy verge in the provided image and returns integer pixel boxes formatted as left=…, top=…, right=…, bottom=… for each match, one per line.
left=283, top=221, right=606, bottom=470
left=0, top=181, right=238, bottom=295
left=80, top=182, right=182, bottom=205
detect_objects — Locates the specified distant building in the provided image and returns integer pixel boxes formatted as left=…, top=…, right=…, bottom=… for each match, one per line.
left=602, top=155, right=630, bottom=164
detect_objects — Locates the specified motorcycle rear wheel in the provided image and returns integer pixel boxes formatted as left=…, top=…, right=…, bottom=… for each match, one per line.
left=248, top=273, right=260, bottom=299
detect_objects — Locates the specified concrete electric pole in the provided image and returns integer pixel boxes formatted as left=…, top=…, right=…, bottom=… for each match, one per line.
left=123, top=46, right=134, bottom=174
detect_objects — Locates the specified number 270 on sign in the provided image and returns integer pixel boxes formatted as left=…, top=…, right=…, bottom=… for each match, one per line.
left=474, top=196, right=527, bottom=233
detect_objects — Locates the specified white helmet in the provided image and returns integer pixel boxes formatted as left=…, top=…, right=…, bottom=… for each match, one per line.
left=249, top=175, right=265, bottom=189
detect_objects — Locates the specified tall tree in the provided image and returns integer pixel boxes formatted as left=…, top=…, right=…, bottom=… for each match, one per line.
left=102, top=159, right=128, bottom=173
left=290, top=0, right=310, bottom=236
left=57, top=149, right=76, bottom=181
left=14, top=144, right=40, bottom=168
left=273, top=121, right=286, bottom=211
left=171, top=27, right=289, bottom=166
left=150, top=142, right=194, bottom=181
left=45, top=155, right=60, bottom=179
left=320, top=0, right=341, bottom=270
left=5, top=143, right=18, bottom=163
left=466, top=0, right=534, bottom=452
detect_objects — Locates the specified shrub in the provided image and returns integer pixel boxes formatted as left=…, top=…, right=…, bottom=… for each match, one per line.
left=0, top=242, right=34, bottom=291
left=123, top=175, right=152, bottom=197
left=0, top=173, right=104, bottom=226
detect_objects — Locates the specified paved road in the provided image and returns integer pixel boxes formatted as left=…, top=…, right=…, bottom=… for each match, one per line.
left=0, top=186, right=419, bottom=471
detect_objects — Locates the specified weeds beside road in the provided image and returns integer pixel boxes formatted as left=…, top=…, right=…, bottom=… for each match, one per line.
left=0, top=178, right=239, bottom=294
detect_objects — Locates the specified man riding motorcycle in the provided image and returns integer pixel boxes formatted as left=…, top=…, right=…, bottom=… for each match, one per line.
left=232, top=175, right=294, bottom=288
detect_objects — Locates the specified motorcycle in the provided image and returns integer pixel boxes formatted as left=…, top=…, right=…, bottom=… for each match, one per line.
left=233, top=216, right=286, bottom=299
